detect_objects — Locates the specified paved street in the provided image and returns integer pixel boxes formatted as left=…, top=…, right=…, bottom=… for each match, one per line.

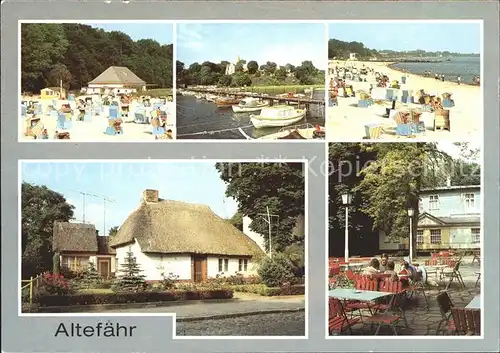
left=176, top=311, right=305, bottom=336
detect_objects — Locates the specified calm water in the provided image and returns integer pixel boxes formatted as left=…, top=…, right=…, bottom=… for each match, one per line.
left=390, top=57, right=480, bottom=84
left=176, top=92, right=325, bottom=140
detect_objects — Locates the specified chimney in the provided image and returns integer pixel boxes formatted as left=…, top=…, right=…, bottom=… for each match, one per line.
left=142, top=189, right=159, bottom=203
left=446, top=177, right=452, bottom=187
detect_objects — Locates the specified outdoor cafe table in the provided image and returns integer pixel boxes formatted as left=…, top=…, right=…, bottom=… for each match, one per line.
left=329, top=288, right=395, bottom=335
left=465, top=295, right=481, bottom=309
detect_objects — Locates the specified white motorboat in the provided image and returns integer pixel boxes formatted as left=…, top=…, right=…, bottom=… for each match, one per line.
left=250, top=105, right=306, bottom=128
left=232, top=97, right=269, bottom=112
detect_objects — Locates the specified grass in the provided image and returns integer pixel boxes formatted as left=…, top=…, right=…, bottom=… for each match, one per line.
left=132, top=88, right=173, bottom=98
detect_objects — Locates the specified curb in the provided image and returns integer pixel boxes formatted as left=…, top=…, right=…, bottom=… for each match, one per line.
left=176, top=307, right=305, bottom=322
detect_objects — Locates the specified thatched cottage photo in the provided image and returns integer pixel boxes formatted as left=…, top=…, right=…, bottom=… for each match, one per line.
left=20, top=160, right=307, bottom=336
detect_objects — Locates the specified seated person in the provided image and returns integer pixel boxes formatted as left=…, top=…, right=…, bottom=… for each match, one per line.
left=383, top=260, right=399, bottom=281
left=362, top=258, right=380, bottom=277
left=379, top=253, right=389, bottom=272
left=399, top=260, right=417, bottom=286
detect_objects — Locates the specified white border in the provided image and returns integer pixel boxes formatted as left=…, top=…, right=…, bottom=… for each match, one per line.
left=17, top=20, right=327, bottom=144
left=17, top=159, right=309, bottom=340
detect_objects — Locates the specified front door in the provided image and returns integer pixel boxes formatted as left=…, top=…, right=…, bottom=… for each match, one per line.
left=98, top=259, right=110, bottom=279
left=192, top=255, right=207, bottom=283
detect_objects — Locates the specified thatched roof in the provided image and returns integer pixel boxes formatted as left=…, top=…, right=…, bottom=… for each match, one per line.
left=53, top=222, right=98, bottom=252
left=110, top=194, right=264, bottom=258
left=97, top=235, right=116, bottom=255
left=88, top=66, right=146, bottom=86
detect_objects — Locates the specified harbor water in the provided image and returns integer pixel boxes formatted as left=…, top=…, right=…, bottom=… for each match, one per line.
left=390, top=57, right=480, bottom=85
left=176, top=91, right=325, bottom=139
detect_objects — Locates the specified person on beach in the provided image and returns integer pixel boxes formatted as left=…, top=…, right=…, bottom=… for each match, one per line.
left=435, top=73, right=439, bottom=80
left=457, top=76, right=461, bottom=85
left=441, top=74, right=445, bottom=82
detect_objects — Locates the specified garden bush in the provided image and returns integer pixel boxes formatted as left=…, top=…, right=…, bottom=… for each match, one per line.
left=39, top=289, right=233, bottom=307
left=258, top=253, right=296, bottom=287
left=230, top=284, right=305, bottom=296
left=40, top=272, right=72, bottom=295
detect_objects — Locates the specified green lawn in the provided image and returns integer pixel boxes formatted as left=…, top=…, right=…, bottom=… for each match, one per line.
left=247, top=84, right=325, bottom=94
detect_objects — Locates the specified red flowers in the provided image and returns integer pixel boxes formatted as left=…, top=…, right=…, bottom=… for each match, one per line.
left=42, top=272, right=70, bottom=295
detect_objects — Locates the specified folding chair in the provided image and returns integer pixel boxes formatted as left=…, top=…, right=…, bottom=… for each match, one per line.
left=362, top=281, right=405, bottom=335
left=435, top=291, right=455, bottom=335
left=474, top=272, right=481, bottom=288
left=328, top=297, right=361, bottom=335
left=344, top=277, right=379, bottom=319
left=371, top=279, right=409, bottom=328
left=443, top=261, right=466, bottom=290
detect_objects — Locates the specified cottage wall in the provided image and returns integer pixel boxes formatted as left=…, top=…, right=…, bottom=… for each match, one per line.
left=206, top=256, right=258, bottom=278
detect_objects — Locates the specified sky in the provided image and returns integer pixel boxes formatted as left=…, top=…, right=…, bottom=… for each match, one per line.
left=85, top=22, right=173, bottom=45
left=437, top=141, right=480, bottom=161
left=177, top=23, right=326, bottom=70
left=21, top=161, right=238, bottom=235
left=328, top=22, right=481, bottom=53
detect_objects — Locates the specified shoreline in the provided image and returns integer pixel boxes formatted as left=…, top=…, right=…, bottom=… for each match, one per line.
left=386, top=62, right=479, bottom=87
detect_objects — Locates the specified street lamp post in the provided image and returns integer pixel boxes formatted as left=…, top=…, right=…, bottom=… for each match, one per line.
left=341, top=192, right=352, bottom=263
left=408, top=208, right=415, bottom=264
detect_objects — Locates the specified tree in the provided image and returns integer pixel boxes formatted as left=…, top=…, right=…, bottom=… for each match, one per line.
left=215, top=162, right=305, bottom=252
left=230, top=73, right=252, bottom=87
left=218, top=74, right=232, bottom=87
left=258, top=252, right=296, bottom=287
left=227, top=212, right=243, bottom=231
left=247, top=60, right=259, bottom=74
left=108, top=226, right=119, bottom=237
left=47, top=63, right=72, bottom=89
left=113, top=250, right=146, bottom=292
left=264, top=61, right=277, bottom=75
left=81, top=261, right=102, bottom=288
left=21, top=183, right=75, bottom=279
left=275, top=67, right=287, bottom=81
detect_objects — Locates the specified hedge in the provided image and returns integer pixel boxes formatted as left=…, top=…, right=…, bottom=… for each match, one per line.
left=39, top=289, right=233, bottom=307
left=231, top=284, right=305, bottom=296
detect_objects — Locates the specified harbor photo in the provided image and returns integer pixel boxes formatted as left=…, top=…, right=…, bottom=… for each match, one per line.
left=20, top=160, right=306, bottom=336
left=327, top=21, right=481, bottom=142
left=20, top=21, right=175, bottom=142
left=176, top=22, right=326, bottom=140
left=327, top=142, right=481, bottom=336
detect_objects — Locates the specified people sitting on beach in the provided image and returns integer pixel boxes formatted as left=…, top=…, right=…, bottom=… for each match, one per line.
left=432, top=97, right=443, bottom=111
left=362, top=258, right=380, bottom=276
left=384, top=260, right=399, bottom=281
left=457, top=76, right=461, bottom=85
left=435, top=73, right=439, bottom=80
left=441, top=74, right=445, bottom=82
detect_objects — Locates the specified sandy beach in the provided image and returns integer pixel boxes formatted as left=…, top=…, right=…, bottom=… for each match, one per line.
left=326, top=60, right=481, bottom=142
left=19, top=100, right=176, bottom=142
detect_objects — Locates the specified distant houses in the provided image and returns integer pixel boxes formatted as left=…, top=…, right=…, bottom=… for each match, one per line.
left=83, top=66, right=147, bottom=95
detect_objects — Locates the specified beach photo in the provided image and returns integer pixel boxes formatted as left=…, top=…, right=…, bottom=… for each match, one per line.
left=20, top=160, right=306, bottom=337
left=327, top=21, right=481, bottom=142
left=327, top=142, right=481, bottom=336
left=20, top=21, right=175, bottom=142
left=176, top=22, right=326, bottom=140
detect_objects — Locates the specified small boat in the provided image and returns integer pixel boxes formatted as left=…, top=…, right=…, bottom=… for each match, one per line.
left=205, top=94, right=218, bottom=103
left=250, top=105, right=306, bottom=128
left=232, top=97, right=269, bottom=112
left=215, top=97, right=240, bottom=107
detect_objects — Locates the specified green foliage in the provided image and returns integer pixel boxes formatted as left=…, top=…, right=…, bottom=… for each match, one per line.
left=227, top=212, right=244, bottom=231
left=113, top=251, right=146, bottom=292
left=230, top=283, right=305, bottom=296
left=258, top=253, right=296, bottom=287
left=21, top=23, right=173, bottom=92
left=79, top=262, right=102, bottom=289
left=215, top=162, right=305, bottom=252
left=159, top=272, right=179, bottom=290
left=21, top=182, right=75, bottom=279
left=177, top=58, right=324, bottom=88
left=108, top=226, right=119, bottom=237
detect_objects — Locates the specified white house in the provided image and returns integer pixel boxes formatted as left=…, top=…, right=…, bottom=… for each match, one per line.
left=110, top=189, right=265, bottom=282
left=225, top=56, right=248, bottom=75
left=52, top=222, right=116, bottom=279
left=83, top=66, right=147, bottom=95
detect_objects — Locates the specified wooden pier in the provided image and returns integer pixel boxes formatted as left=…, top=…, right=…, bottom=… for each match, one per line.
left=184, top=88, right=325, bottom=106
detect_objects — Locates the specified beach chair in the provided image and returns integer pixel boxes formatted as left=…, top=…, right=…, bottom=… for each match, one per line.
left=364, top=124, right=383, bottom=139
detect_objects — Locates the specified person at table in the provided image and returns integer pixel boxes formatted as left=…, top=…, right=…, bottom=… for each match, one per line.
left=383, top=260, right=399, bottom=281
left=362, top=258, right=380, bottom=276
left=379, top=253, right=389, bottom=271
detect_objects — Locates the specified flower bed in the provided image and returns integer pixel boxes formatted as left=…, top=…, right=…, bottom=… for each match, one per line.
left=39, top=289, right=233, bottom=307
left=230, top=284, right=305, bottom=296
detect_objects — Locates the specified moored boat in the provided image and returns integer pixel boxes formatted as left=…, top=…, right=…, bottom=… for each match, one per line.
left=232, top=97, right=269, bottom=112
left=250, top=105, right=306, bottom=128
left=215, top=97, right=240, bottom=107
left=259, top=124, right=325, bottom=139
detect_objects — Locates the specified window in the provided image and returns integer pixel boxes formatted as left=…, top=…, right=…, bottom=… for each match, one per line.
left=218, top=258, right=229, bottom=272
left=63, top=256, right=89, bottom=270
left=238, top=259, right=248, bottom=272
left=463, top=193, right=475, bottom=210
left=471, top=228, right=480, bottom=243
left=416, top=230, right=424, bottom=244
left=430, top=229, right=442, bottom=244
left=429, top=195, right=439, bottom=210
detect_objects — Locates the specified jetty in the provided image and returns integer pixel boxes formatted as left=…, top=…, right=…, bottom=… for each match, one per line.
left=184, top=88, right=325, bottom=108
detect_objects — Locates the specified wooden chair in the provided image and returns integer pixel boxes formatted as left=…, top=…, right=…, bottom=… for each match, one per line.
left=435, top=291, right=455, bottom=335
left=344, top=277, right=379, bottom=315
left=328, top=297, right=361, bottom=335
left=451, top=308, right=481, bottom=335
left=471, top=251, right=480, bottom=265
left=363, top=279, right=407, bottom=335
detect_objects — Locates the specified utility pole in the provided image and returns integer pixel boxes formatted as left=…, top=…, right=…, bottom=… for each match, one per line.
left=77, top=191, right=115, bottom=235
left=78, top=191, right=94, bottom=223
left=257, top=207, right=279, bottom=258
